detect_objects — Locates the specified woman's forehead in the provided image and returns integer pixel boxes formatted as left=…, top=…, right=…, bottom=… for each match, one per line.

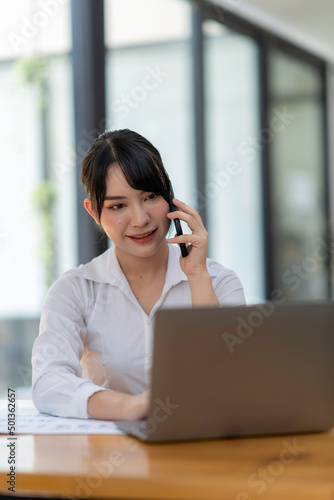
left=105, top=164, right=133, bottom=192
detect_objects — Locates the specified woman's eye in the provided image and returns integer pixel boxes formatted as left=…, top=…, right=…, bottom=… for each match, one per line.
left=146, top=193, right=157, bottom=201
left=107, top=204, right=125, bottom=210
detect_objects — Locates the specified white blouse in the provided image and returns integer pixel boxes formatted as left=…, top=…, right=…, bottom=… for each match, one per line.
left=31, top=244, right=245, bottom=419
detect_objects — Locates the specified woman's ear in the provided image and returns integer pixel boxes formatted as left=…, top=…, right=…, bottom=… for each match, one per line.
left=84, top=198, right=101, bottom=226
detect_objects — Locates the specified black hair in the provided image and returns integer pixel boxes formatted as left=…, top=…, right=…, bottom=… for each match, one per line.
left=81, top=129, right=172, bottom=222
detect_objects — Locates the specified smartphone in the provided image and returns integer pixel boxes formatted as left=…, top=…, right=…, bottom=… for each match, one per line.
left=169, top=185, right=188, bottom=258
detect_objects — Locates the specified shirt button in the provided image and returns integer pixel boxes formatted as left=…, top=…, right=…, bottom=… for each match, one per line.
left=148, top=354, right=153, bottom=360
left=146, top=318, right=151, bottom=326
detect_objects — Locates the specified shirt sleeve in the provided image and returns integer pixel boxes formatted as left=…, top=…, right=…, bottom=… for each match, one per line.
left=211, top=265, right=246, bottom=306
left=31, top=273, right=108, bottom=419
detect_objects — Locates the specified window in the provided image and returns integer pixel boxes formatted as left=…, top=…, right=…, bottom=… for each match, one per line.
left=268, top=50, right=328, bottom=299
left=203, top=20, right=264, bottom=302
left=0, top=0, right=74, bottom=398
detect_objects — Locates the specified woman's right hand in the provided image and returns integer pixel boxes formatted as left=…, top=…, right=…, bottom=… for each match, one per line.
left=87, top=388, right=150, bottom=421
left=125, top=389, right=151, bottom=420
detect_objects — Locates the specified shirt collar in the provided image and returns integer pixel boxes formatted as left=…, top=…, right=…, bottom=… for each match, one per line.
left=72, top=243, right=188, bottom=287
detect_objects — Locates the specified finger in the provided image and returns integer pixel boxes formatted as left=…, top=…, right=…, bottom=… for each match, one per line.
left=167, top=211, right=203, bottom=233
left=171, top=198, right=203, bottom=224
left=167, top=233, right=206, bottom=246
left=174, top=235, right=191, bottom=249
left=170, top=201, right=205, bottom=230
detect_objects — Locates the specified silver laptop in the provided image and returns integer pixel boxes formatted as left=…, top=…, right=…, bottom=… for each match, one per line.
left=115, top=302, right=334, bottom=442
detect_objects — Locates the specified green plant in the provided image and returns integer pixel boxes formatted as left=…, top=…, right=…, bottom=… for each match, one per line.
left=32, top=181, right=57, bottom=291
left=14, top=55, right=49, bottom=108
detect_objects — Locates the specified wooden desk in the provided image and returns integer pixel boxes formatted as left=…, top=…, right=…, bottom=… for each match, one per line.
left=1, top=430, right=334, bottom=499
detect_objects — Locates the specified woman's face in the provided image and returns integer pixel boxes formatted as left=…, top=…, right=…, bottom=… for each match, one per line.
left=86, top=164, right=171, bottom=259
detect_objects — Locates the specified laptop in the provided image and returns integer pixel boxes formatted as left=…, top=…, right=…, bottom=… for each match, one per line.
left=115, top=302, right=334, bottom=442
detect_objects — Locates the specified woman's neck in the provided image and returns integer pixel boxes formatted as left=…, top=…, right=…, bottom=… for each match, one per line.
left=115, top=240, right=169, bottom=283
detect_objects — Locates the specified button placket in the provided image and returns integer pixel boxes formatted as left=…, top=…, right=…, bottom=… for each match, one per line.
left=143, top=280, right=178, bottom=387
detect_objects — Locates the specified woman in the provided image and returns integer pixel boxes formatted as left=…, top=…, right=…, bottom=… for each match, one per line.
left=31, top=129, right=245, bottom=421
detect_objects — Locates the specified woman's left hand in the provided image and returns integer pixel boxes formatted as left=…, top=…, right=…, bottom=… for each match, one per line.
left=166, top=198, right=209, bottom=280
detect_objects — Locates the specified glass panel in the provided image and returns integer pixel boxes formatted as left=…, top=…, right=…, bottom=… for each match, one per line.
left=0, top=56, right=76, bottom=315
left=203, top=20, right=264, bottom=303
left=105, top=0, right=191, bottom=48
left=105, top=0, right=194, bottom=214
left=0, top=0, right=71, bottom=60
left=0, top=1, right=73, bottom=398
left=268, top=51, right=327, bottom=299
left=0, top=61, right=42, bottom=317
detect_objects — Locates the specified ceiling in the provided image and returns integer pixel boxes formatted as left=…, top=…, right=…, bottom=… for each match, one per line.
left=214, top=0, right=334, bottom=63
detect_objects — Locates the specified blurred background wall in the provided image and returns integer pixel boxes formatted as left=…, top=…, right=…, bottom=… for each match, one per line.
left=1, top=0, right=334, bottom=398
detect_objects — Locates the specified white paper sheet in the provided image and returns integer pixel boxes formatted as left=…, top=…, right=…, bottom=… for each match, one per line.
left=0, top=400, right=123, bottom=434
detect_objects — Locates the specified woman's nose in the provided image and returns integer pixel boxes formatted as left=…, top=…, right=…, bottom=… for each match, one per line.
left=130, top=205, right=151, bottom=227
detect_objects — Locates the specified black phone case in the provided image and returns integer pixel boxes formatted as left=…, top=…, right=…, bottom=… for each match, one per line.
left=168, top=186, right=188, bottom=258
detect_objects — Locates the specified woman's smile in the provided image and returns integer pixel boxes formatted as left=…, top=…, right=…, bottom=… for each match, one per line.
left=127, top=228, right=158, bottom=242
